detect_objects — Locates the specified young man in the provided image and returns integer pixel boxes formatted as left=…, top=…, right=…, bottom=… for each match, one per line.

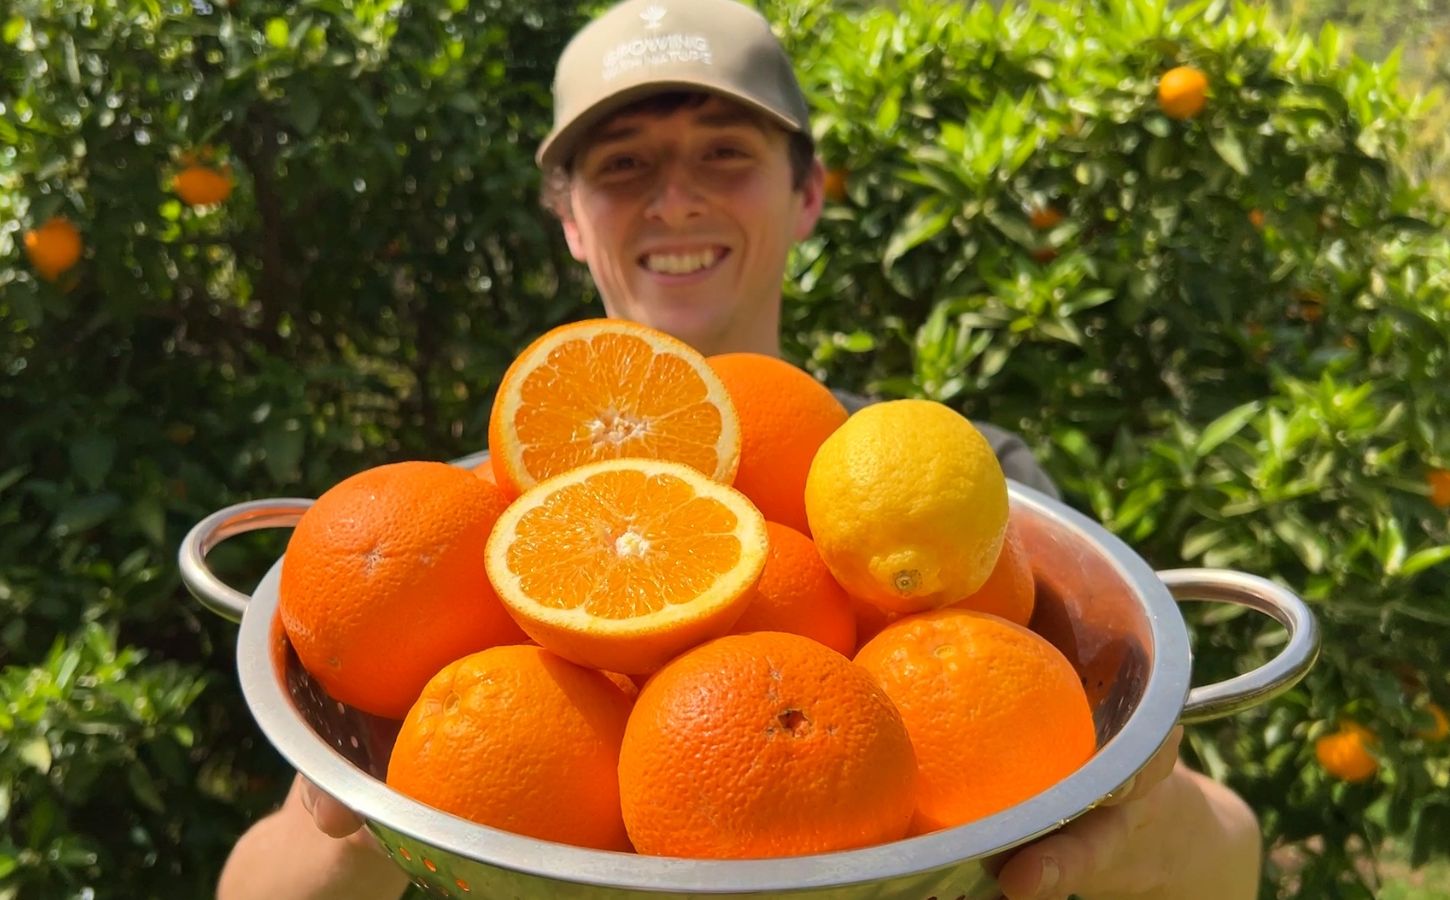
left=218, top=2, right=1262, bottom=898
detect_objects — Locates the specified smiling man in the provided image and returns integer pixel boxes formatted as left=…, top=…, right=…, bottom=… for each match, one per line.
left=537, top=0, right=824, bottom=358
left=217, top=3, right=1262, bottom=899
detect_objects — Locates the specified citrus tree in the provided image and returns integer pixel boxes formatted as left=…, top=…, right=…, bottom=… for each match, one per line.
left=772, top=0, right=1450, bottom=893
left=2, top=0, right=1447, bottom=896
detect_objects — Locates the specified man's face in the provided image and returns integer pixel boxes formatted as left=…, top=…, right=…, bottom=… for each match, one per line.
left=559, top=95, right=824, bottom=357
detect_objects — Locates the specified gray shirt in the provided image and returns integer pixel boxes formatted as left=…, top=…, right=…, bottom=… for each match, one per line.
left=831, top=390, right=1060, bottom=501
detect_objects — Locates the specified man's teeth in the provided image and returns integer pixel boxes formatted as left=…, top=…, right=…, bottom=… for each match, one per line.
left=644, top=250, right=719, bottom=274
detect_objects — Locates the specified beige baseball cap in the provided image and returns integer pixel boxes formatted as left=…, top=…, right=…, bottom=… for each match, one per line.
left=537, top=0, right=810, bottom=171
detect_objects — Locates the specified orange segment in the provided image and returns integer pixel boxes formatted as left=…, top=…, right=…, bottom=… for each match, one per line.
left=488, top=319, right=741, bottom=495
left=485, top=458, right=768, bottom=674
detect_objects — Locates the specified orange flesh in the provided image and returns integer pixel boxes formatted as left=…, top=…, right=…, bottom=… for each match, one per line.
left=506, top=467, right=745, bottom=620
left=514, top=333, right=727, bottom=479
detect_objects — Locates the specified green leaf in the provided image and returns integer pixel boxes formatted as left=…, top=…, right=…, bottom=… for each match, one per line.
left=127, top=764, right=165, bottom=814
left=288, top=88, right=321, bottom=135
left=1208, top=128, right=1249, bottom=176
left=1399, top=546, right=1450, bottom=578
left=69, top=434, right=116, bottom=491
left=1270, top=512, right=1328, bottom=573
left=263, top=421, right=306, bottom=484
left=882, top=197, right=951, bottom=272
left=1197, top=401, right=1261, bottom=455
left=49, top=493, right=124, bottom=538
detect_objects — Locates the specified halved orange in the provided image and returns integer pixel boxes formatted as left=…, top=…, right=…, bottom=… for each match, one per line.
left=484, top=458, right=768, bottom=674
left=488, top=319, right=741, bottom=496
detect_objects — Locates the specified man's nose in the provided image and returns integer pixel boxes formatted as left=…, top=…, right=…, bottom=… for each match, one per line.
left=644, top=161, right=704, bottom=225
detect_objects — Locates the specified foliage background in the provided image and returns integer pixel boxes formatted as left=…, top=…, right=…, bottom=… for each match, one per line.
left=2, top=0, right=1447, bottom=897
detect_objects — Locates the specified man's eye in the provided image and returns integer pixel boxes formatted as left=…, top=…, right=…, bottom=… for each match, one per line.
left=707, top=146, right=749, bottom=160
left=598, top=156, right=640, bottom=174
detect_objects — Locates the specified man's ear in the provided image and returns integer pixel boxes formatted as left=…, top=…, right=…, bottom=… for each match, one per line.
left=793, top=157, right=826, bottom=241
left=558, top=198, right=589, bottom=262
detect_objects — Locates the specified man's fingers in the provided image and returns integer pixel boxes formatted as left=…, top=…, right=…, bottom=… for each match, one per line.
left=299, top=777, right=365, bottom=838
left=995, top=804, right=1134, bottom=900
left=1104, top=725, right=1183, bottom=807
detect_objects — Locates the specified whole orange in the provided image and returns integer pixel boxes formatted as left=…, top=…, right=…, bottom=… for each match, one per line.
left=1428, top=469, right=1450, bottom=509
left=823, top=167, right=848, bottom=203
left=947, top=517, right=1035, bottom=627
left=1157, top=65, right=1209, bottom=120
left=173, top=163, right=234, bottom=206
left=855, top=609, right=1096, bottom=833
left=386, top=644, right=635, bottom=850
left=23, top=216, right=83, bottom=281
left=618, top=631, right=916, bottom=858
left=1028, top=204, right=1064, bottom=231
left=729, top=522, right=856, bottom=656
left=1315, top=722, right=1378, bottom=782
left=279, top=461, right=527, bottom=718
left=706, top=353, right=847, bottom=536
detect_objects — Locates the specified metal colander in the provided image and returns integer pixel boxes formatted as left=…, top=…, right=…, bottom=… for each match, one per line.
left=180, top=460, right=1319, bottom=900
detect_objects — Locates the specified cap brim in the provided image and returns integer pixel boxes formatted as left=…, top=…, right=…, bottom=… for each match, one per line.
left=536, top=78, right=806, bottom=171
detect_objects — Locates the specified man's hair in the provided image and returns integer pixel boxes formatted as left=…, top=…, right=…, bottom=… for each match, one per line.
left=540, top=91, right=817, bottom=218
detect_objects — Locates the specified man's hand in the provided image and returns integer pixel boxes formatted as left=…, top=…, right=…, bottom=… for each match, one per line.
left=992, top=725, right=1261, bottom=900
left=297, top=777, right=386, bottom=854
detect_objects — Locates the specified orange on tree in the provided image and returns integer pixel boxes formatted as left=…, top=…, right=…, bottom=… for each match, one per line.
left=278, top=460, right=526, bottom=718
left=487, top=318, right=741, bottom=497
left=823, top=166, right=848, bottom=203
left=484, top=457, right=768, bottom=675
left=854, top=609, right=1096, bottom=833
left=728, top=521, right=856, bottom=657
left=947, top=516, right=1035, bottom=627
left=805, top=399, right=1009, bottom=615
left=172, top=163, right=234, bottom=206
left=1157, top=65, right=1209, bottom=120
left=1248, top=208, right=1267, bottom=230
left=386, top=644, right=635, bottom=851
left=1428, top=468, right=1450, bottom=509
left=1314, top=722, right=1379, bottom=783
left=1028, top=204, right=1064, bottom=231
left=23, top=216, right=83, bottom=281
left=706, top=352, right=848, bottom=535
left=618, top=630, right=916, bottom=858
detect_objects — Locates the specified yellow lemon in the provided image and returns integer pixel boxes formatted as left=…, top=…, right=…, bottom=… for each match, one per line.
left=804, top=399, right=1009, bottom=615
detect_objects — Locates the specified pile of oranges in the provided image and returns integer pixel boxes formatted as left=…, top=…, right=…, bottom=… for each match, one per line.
left=277, top=318, right=1097, bottom=858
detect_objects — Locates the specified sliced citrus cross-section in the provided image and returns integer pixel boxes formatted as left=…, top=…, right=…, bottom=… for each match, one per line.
left=488, top=318, right=741, bottom=495
left=485, top=457, right=769, bottom=674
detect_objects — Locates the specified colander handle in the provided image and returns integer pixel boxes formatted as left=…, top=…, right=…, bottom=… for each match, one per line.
left=1161, top=568, right=1321, bottom=725
left=178, top=498, right=314, bottom=623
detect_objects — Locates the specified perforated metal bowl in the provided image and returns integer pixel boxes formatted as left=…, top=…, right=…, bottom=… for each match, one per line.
left=180, top=461, right=1319, bottom=900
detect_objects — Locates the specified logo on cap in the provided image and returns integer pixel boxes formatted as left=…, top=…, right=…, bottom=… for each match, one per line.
left=601, top=3, right=712, bottom=81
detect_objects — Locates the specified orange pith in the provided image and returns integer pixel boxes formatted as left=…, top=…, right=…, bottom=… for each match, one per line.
left=488, top=319, right=740, bottom=496
left=484, top=458, right=767, bottom=674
